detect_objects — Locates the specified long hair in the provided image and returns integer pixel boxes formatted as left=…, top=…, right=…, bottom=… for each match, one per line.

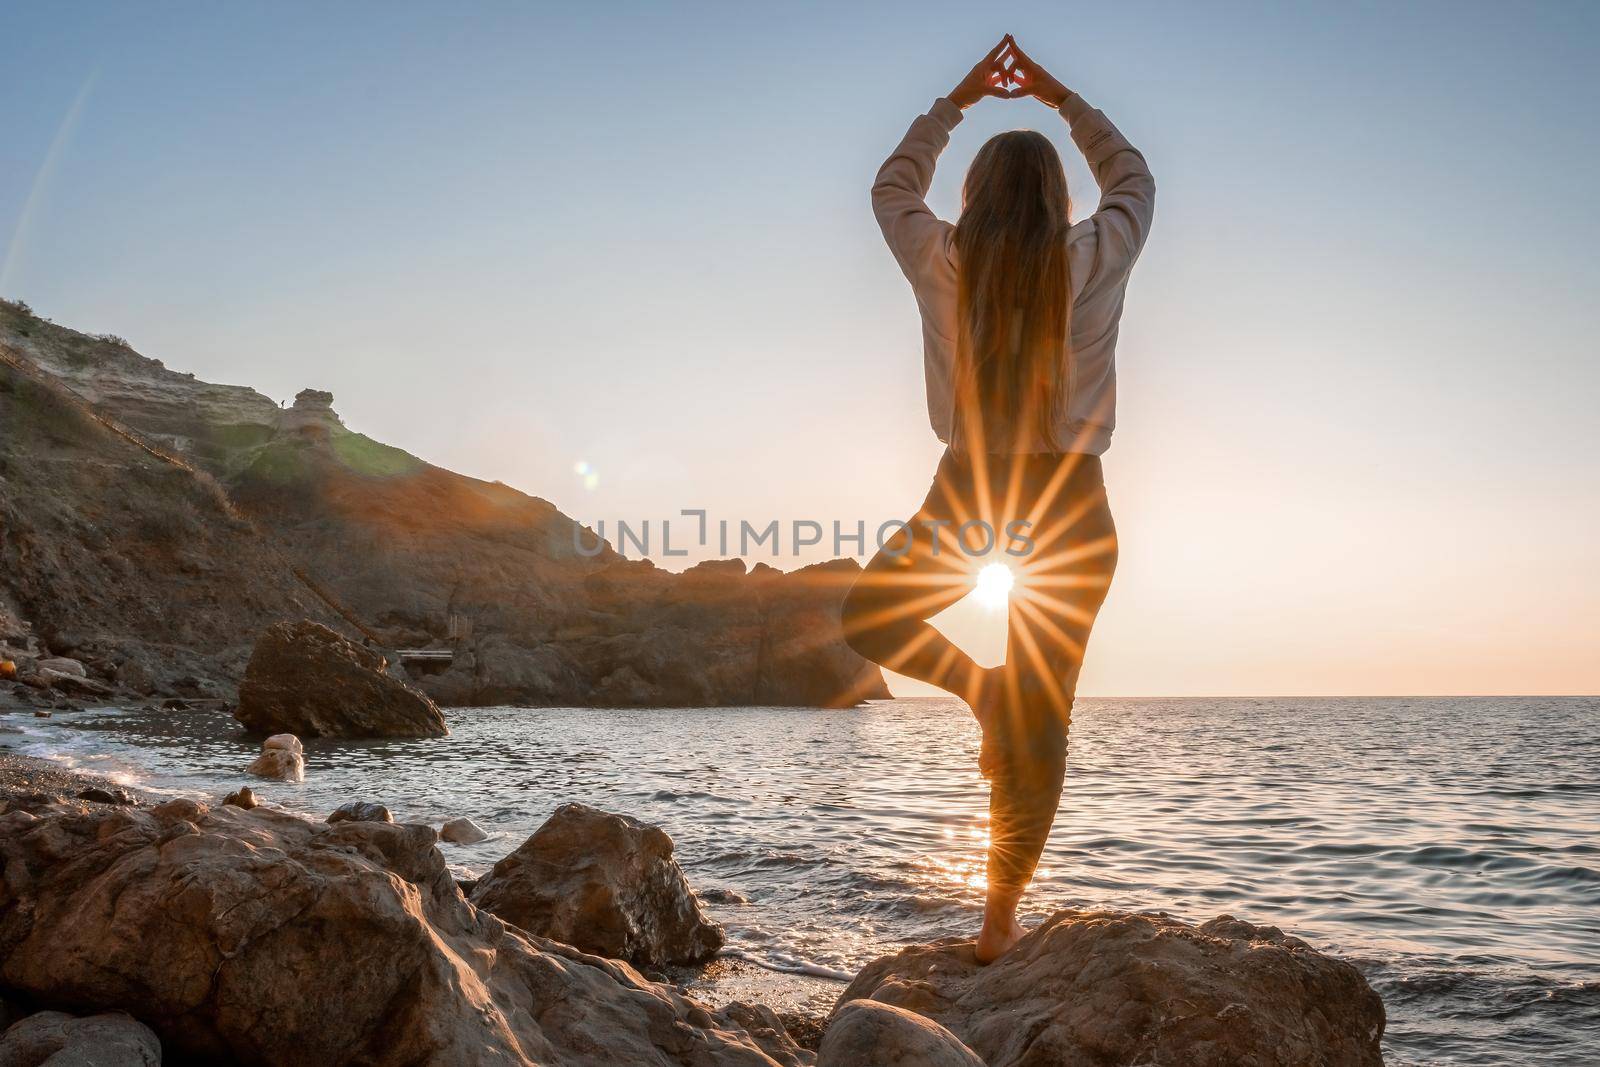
left=952, top=130, right=1072, bottom=454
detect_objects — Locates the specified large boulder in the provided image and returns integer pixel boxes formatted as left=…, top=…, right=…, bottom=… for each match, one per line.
left=34, top=657, right=85, bottom=678
left=471, top=803, right=724, bottom=968
left=31, top=668, right=112, bottom=698
left=817, top=1001, right=982, bottom=1067
left=0, top=794, right=807, bottom=1067
left=234, top=620, right=446, bottom=738
left=835, top=909, right=1385, bottom=1067
left=0, top=1010, right=162, bottom=1066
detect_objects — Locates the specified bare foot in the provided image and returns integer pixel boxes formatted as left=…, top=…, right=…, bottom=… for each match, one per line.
left=974, top=916, right=1026, bottom=964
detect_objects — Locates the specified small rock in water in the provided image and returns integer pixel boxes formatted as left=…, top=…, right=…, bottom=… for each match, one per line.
left=32, top=710, right=51, bottom=718
left=76, top=786, right=133, bottom=806
left=698, top=886, right=750, bottom=906
left=246, top=736, right=304, bottom=782
left=327, top=801, right=393, bottom=824
left=440, top=816, right=488, bottom=844
left=223, top=787, right=258, bottom=809
left=262, top=733, right=303, bottom=753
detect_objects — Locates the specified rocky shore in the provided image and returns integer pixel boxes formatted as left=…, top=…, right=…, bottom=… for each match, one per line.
left=0, top=754, right=1387, bottom=1066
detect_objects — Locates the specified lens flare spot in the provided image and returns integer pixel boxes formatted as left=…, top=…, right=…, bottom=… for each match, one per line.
left=974, top=562, right=1014, bottom=610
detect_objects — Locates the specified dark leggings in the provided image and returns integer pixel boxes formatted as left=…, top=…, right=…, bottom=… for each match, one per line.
left=840, top=449, right=1117, bottom=892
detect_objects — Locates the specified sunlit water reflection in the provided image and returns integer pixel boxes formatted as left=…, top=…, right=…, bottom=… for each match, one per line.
left=9, top=696, right=1598, bottom=1066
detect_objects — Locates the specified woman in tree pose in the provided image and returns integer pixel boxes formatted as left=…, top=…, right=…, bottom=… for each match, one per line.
left=841, top=35, right=1154, bottom=963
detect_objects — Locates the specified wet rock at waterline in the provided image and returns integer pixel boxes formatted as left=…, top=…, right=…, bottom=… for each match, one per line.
left=234, top=620, right=446, bottom=739
left=0, top=793, right=808, bottom=1066
left=327, top=801, right=393, bottom=824
left=0, top=1010, right=162, bottom=1066
left=835, top=909, right=1385, bottom=1067
left=75, top=786, right=134, bottom=806
left=817, top=1002, right=983, bottom=1067
left=245, top=733, right=304, bottom=781
left=440, top=816, right=489, bottom=844
left=223, top=786, right=258, bottom=809
left=470, top=802, right=725, bottom=968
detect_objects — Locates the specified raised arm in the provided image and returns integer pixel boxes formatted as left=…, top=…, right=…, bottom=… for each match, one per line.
left=872, top=37, right=1017, bottom=282
left=871, top=100, right=962, bottom=282
left=1009, top=42, right=1156, bottom=276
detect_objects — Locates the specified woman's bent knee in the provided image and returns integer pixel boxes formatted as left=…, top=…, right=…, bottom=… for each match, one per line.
left=839, top=583, right=886, bottom=663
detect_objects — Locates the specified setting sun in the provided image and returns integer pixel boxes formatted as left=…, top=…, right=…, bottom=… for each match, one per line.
left=974, top=562, right=1015, bottom=610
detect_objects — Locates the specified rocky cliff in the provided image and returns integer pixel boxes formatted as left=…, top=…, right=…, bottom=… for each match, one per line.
left=0, top=325, right=343, bottom=695
left=0, top=299, right=888, bottom=707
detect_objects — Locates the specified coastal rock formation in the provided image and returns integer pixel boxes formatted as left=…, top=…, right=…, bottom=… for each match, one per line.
left=0, top=792, right=808, bottom=1067
left=0, top=1010, right=162, bottom=1066
left=817, top=1002, right=983, bottom=1067
left=471, top=803, right=725, bottom=968
left=277, top=388, right=344, bottom=440
left=235, top=620, right=447, bottom=738
left=0, top=315, right=348, bottom=702
left=0, top=301, right=887, bottom=710
left=3, top=307, right=281, bottom=470
left=835, top=909, right=1386, bottom=1067
left=566, top=558, right=890, bottom=709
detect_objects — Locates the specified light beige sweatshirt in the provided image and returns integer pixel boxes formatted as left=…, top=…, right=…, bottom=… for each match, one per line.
left=872, top=94, right=1155, bottom=454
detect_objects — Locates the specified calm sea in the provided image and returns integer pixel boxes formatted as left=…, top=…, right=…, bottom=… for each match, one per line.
left=12, top=696, right=1599, bottom=1066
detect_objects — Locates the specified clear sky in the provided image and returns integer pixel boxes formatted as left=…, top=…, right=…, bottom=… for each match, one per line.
left=4, top=2, right=1597, bottom=696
